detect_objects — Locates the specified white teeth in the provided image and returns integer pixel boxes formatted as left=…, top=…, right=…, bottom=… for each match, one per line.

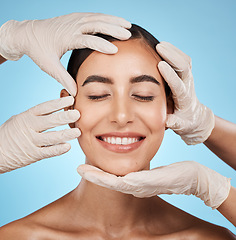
left=111, top=137, right=116, bottom=144
left=101, top=137, right=141, bottom=145
left=121, top=137, right=128, bottom=145
left=116, top=137, right=121, bottom=144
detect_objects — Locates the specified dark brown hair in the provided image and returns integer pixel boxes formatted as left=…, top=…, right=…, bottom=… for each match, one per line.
left=67, top=24, right=170, bottom=96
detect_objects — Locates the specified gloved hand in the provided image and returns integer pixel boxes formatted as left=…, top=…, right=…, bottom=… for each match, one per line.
left=0, top=96, right=80, bottom=173
left=77, top=161, right=231, bottom=210
left=156, top=42, right=215, bottom=145
left=0, top=13, right=131, bottom=96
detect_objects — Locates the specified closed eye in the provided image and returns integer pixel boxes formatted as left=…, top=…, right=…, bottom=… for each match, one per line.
left=88, top=94, right=110, bottom=100
left=132, top=94, right=154, bottom=101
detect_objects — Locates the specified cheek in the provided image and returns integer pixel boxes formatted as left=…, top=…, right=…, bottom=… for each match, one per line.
left=135, top=98, right=167, bottom=168
left=73, top=98, right=109, bottom=163
left=140, top=98, right=167, bottom=133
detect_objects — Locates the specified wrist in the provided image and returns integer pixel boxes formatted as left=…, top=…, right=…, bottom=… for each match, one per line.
left=195, top=163, right=231, bottom=209
left=0, top=20, right=30, bottom=61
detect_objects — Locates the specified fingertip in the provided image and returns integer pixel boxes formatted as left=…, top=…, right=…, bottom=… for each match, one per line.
left=68, top=87, right=77, bottom=97
left=77, top=164, right=86, bottom=176
left=68, top=127, right=81, bottom=139
left=64, top=95, right=75, bottom=105
left=157, top=61, right=168, bottom=70
left=105, top=44, right=118, bottom=54
left=62, top=142, right=71, bottom=153
left=64, top=81, right=77, bottom=97
left=156, top=43, right=162, bottom=51
left=68, top=109, right=80, bottom=121
left=119, top=29, right=131, bottom=40
left=118, top=18, right=131, bottom=29
left=74, top=127, right=81, bottom=137
left=124, top=21, right=132, bottom=29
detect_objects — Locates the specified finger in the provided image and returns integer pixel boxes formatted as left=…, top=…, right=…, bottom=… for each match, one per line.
left=34, top=109, right=80, bottom=132
left=158, top=61, right=187, bottom=108
left=35, top=128, right=81, bottom=147
left=77, top=164, right=103, bottom=175
left=69, top=35, right=118, bottom=54
left=41, top=60, right=77, bottom=96
left=79, top=22, right=131, bottom=40
left=83, top=170, right=120, bottom=189
left=39, top=142, right=71, bottom=159
left=78, top=165, right=127, bottom=191
left=30, top=96, right=75, bottom=116
left=77, top=164, right=117, bottom=185
left=83, top=171, right=136, bottom=195
left=81, top=13, right=131, bottom=29
left=156, top=41, right=191, bottom=79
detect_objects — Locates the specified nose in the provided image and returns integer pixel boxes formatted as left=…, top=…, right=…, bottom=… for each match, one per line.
left=109, top=97, right=134, bottom=127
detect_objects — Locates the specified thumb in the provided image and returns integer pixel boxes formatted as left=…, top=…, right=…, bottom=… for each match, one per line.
left=77, top=164, right=126, bottom=191
left=166, top=114, right=185, bottom=131
left=77, top=164, right=103, bottom=176
left=40, top=58, right=77, bottom=96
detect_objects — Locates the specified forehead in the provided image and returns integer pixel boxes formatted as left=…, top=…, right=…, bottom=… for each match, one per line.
left=76, top=39, right=163, bottom=84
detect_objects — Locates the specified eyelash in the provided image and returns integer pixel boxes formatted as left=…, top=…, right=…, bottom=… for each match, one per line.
left=88, top=94, right=154, bottom=102
left=132, top=94, right=154, bottom=102
left=88, top=94, right=110, bottom=100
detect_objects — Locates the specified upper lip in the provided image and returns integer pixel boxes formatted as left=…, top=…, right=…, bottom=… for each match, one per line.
left=96, top=132, right=146, bottom=138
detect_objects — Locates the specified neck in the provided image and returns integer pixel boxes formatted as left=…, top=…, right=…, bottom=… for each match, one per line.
left=67, top=178, right=159, bottom=236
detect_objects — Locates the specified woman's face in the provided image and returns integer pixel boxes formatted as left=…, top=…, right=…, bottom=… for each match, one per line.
left=73, top=40, right=170, bottom=176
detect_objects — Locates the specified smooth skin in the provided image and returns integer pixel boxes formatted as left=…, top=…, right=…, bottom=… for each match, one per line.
left=0, top=40, right=234, bottom=239
left=204, top=116, right=236, bottom=170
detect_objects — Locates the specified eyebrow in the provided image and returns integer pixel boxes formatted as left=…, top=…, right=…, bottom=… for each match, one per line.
left=130, top=75, right=160, bottom=85
left=81, top=74, right=160, bottom=86
left=82, top=75, right=112, bottom=86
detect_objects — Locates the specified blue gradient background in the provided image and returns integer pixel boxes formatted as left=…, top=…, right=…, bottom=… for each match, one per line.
left=0, top=0, right=235, bottom=234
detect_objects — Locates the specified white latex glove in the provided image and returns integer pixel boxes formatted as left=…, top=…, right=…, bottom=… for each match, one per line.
left=156, top=42, right=215, bottom=145
left=0, top=13, right=131, bottom=96
left=0, top=96, right=80, bottom=173
left=77, top=161, right=231, bottom=210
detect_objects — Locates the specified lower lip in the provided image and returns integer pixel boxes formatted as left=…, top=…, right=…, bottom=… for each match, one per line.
left=96, top=138, right=145, bottom=153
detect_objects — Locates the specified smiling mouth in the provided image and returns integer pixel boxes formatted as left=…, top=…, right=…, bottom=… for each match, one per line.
left=96, top=136, right=145, bottom=145
left=95, top=132, right=146, bottom=153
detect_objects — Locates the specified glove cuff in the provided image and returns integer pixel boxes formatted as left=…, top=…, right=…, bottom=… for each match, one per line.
left=210, top=177, right=231, bottom=210
left=0, top=20, right=25, bottom=61
left=194, top=163, right=232, bottom=210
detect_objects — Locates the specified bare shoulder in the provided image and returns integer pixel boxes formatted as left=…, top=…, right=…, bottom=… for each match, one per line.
left=150, top=197, right=235, bottom=240
left=0, top=201, right=59, bottom=240
left=184, top=222, right=236, bottom=240
left=0, top=219, right=40, bottom=240
left=0, top=195, right=76, bottom=240
left=0, top=218, right=62, bottom=240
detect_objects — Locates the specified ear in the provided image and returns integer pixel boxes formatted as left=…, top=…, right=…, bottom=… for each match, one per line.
left=60, top=89, right=75, bottom=128
left=165, top=93, right=174, bottom=130
left=167, top=92, right=174, bottom=114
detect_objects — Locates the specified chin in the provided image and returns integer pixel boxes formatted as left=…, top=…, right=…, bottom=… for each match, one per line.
left=87, top=156, right=151, bottom=177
